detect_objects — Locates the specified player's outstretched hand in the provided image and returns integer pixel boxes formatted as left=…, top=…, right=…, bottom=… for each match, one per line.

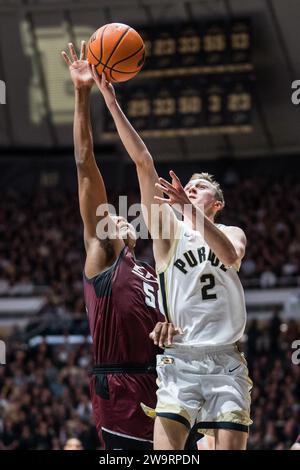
left=61, top=41, right=94, bottom=90
left=149, top=321, right=183, bottom=348
left=154, top=170, right=191, bottom=213
left=91, top=67, right=116, bottom=108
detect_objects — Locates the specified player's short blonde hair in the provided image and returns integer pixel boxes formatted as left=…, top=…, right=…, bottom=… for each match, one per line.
left=189, top=172, right=225, bottom=205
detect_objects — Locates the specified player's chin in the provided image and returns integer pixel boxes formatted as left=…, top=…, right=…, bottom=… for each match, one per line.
left=121, top=228, right=137, bottom=246
left=191, top=198, right=204, bottom=210
left=124, top=236, right=136, bottom=249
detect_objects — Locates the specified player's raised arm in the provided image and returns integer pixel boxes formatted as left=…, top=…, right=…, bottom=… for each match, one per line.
left=91, top=69, right=179, bottom=264
left=61, top=42, right=124, bottom=264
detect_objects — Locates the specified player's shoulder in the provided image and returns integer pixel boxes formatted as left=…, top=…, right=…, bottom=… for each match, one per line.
left=217, top=223, right=246, bottom=239
left=84, top=245, right=127, bottom=283
left=137, top=258, right=155, bottom=273
left=179, top=219, right=194, bottom=234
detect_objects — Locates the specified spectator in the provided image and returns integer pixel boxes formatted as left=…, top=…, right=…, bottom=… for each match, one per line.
left=63, top=437, right=83, bottom=450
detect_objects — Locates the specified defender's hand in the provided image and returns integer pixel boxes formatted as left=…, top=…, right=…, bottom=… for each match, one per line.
left=61, top=41, right=94, bottom=90
left=149, top=321, right=183, bottom=348
left=91, top=67, right=116, bottom=108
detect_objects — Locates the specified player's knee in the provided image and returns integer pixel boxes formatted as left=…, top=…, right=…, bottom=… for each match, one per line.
left=155, top=417, right=188, bottom=450
left=215, top=429, right=247, bottom=450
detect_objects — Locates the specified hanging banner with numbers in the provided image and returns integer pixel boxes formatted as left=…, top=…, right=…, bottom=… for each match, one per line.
left=103, top=18, right=253, bottom=138
left=103, top=74, right=253, bottom=138
left=138, top=18, right=252, bottom=76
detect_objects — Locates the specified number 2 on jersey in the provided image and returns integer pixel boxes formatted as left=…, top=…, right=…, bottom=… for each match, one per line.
left=200, top=274, right=217, bottom=300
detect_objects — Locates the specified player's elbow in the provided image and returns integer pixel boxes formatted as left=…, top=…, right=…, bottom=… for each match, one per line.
left=136, top=150, right=153, bottom=169
left=223, top=249, right=239, bottom=267
left=75, top=147, right=93, bottom=167
left=222, top=238, right=245, bottom=266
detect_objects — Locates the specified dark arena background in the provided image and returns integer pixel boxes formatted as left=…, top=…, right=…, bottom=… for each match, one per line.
left=1, top=0, right=300, bottom=453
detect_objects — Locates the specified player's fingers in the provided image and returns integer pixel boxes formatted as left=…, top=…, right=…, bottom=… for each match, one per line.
left=91, top=65, right=100, bottom=84
left=80, top=40, right=86, bottom=60
left=167, top=324, right=182, bottom=345
left=169, top=170, right=180, bottom=182
left=68, top=43, right=78, bottom=61
left=101, top=73, right=108, bottom=87
left=167, top=324, right=175, bottom=346
left=149, top=330, right=155, bottom=341
left=104, top=74, right=112, bottom=87
left=160, top=187, right=179, bottom=202
left=158, top=178, right=181, bottom=196
left=155, top=183, right=171, bottom=194
left=170, top=170, right=183, bottom=190
left=175, top=326, right=184, bottom=335
left=61, top=51, right=72, bottom=66
left=156, top=183, right=177, bottom=197
left=154, top=196, right=172, bottom=203
left=159, top=323, right=168, bottom=348
left=158, top=177, right=174, bottom=189
left=151, top=322, right=163, bottom=345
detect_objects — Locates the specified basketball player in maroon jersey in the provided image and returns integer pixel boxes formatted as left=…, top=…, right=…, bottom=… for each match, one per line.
left=62, top=42, right=163, bottom=450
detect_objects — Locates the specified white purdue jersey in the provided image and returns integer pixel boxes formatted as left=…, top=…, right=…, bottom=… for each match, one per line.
left=157, top=221, right=247, bottom=347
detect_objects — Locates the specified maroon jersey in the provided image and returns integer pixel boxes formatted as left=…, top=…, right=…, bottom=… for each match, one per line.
left=83, top=246, right=163, bottom=444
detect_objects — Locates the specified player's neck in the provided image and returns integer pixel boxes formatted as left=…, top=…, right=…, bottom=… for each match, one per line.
left=183, top=213, right=215, bottom=229
left=128, top=246, right=135, bottom=256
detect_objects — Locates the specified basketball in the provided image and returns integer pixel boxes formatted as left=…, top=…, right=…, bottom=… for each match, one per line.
left=87, top=23, right=145, bottom=83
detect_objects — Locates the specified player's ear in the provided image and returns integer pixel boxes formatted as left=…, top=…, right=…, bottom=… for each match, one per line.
left=214, top=200, right=224, bottom=213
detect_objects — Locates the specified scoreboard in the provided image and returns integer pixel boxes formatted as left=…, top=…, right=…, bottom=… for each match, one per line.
left=105, top=75, right=252, bottom=137
left=103, top=19, right=253, bottom=139
left=140, top=19, right=251, bottom=72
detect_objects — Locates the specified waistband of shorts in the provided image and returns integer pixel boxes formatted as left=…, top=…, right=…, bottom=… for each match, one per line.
left=164, top=343, right=239, bottom=356
left=92, top=362, right=157, bottom=375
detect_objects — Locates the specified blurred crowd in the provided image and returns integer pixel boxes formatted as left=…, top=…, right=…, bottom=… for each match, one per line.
left=223, top=175, right=300, bottom=288
left=0, top=314, right=299, bottom=449
left=0, top=172, right=300, bottom=449
left=0, top=340, right=99, bottom=450
left=1, top=174, right=300, bottom=307
left=246, top=314, right=300, bottom=449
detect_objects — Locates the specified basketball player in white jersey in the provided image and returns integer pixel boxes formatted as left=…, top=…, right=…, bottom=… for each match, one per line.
left=92, top=70, right=252, bottom=450
left=291, top=434, right=300, bottom=450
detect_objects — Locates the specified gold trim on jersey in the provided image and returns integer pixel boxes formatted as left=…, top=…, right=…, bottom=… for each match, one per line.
left=164, top=270, right=173, bottom=323
left=141, top=401, right=192, bottom=427
left=155, top=401, right=191, bottom=425
left=158, top=269, right=175, bottom=325
left=158, top=272, right=171, bottom=323
left=235, top=347, right=254, bottom=389
left=217, top=409, right=252, bottom=425
left=197, top=410, right=252, bottom=437
left=156, top=220, right=183, bottom=274
left=140, top=402, right=156, bottom=419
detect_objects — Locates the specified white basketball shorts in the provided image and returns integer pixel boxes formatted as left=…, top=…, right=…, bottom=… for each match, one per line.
left=155, top=344, right=253, bottom=436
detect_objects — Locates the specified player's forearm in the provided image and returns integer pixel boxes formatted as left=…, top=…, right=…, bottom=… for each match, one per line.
left=190, top=206, right=238, bottom=266
left=107, top=99, right=153, bottom=166
left=74, top=88, right=94, bottom=165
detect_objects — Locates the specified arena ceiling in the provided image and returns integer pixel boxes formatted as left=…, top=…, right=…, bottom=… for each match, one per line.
left=0, top=0, right=300, bottom=161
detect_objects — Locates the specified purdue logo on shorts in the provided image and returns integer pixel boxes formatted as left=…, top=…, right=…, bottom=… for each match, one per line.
left=158, top=356, right=174, bottom=366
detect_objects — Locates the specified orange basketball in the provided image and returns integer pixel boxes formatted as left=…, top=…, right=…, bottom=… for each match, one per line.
left=87, top=23, right=145, bottom=83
